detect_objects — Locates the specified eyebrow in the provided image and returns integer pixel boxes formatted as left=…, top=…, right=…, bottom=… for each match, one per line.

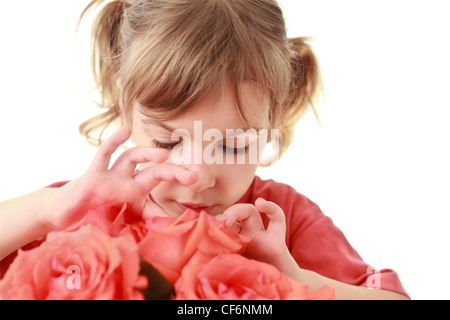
left=142, top=118, right=267, bottom=135
left=142, top=118, right=177, bottom=132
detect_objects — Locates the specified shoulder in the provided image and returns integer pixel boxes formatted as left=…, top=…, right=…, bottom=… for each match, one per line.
left=249, top=176, right=312, bottom=203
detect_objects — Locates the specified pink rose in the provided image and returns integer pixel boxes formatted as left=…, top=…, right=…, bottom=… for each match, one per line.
left=0, top=225, right=147, bottom=300
left=65, top=202, right=147, bottom=243
left=138, top=209, right=251, bottom=285
left=1, top=238, right=45, bottom=280
left=174, top=254, right=335, bottom=300
left=1, top=203, right=147, bottom=281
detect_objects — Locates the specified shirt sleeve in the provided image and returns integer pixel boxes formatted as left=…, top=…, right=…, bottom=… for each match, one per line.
left=286, top=194, right=409, bottom=297
left=250, top=177, right=409, bottom=297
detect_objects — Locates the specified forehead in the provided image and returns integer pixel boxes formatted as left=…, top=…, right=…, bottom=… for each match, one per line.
left=138, top=81, right=270, bottom=131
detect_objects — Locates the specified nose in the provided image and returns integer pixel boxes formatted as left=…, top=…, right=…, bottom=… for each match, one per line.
left=187, top=163, right=216, bottom=192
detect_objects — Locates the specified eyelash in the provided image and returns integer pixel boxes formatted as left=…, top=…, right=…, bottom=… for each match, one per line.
left=151, top=140, right=180, bottom=150
left=151, top=140, right=248, bottom=155
left=221, top=144, right=249, bottom=155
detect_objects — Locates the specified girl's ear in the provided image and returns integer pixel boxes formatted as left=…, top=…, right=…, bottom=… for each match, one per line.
left=258, top=129, right=280, bottom=167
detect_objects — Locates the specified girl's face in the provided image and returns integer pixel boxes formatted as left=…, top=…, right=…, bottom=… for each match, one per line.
left=131, top=82, right=270, bottom=217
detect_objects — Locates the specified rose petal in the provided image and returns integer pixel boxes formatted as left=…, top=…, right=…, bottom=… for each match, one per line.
left=0, top=225, right=146, bottom=300
left=139, top=209, right=251, bottom=285
left=174, top=254, right=335, bottom=300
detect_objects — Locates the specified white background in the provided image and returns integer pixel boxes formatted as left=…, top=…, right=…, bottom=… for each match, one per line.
left=1, top=1, right=449, bottom=299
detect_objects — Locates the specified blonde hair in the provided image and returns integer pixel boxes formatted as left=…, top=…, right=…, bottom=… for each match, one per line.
left=79, top=0, right=322, bottom=161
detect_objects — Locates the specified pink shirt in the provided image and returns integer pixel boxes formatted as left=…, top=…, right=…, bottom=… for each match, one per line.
left=237, top=176, right=408, bottom=296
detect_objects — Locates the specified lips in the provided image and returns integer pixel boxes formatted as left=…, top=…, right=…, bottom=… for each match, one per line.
left=176, top=201, right=216, bottom=214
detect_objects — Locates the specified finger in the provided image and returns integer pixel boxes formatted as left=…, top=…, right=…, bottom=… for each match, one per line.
left=133, top=163, right=199, bottom=191
left=222, top=203, right=264, bottom=233
left=254, top=198, right=285, bottom=223
left=215, top=215, right=241, bottom=233
left=254, top=198, right=286, bottom=234
left=89, top=126, right=132, bottom=172
left=109, top=146, right=169, bottom=174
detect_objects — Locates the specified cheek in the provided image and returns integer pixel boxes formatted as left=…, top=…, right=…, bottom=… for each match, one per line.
left=218, top=163, right=258, bottom=197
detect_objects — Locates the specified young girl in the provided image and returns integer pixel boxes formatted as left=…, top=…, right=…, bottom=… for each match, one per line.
left=0, top=0, right=408, bottom=299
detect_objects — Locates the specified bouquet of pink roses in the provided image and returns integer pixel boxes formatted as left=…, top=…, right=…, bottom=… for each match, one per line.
left=0, top=202, right=334, bottom=300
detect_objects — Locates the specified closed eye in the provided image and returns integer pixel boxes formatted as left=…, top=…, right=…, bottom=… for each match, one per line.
left=152, top=139, right=248, bottom=155
left=151, top=139, right=181, bottom=149
left=220, top=144, right=249, bottom=155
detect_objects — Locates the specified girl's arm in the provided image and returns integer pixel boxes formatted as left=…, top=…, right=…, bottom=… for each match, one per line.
left=278, top=246, right=409, bottom=300
left=0, top=188, right=57, bottom=260
left=0, top=127, right=198, bottom=261
left=222, top=198, right=410, bottom=300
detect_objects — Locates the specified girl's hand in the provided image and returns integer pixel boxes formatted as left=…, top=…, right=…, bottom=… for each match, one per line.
left=42, top=127, right=198, bottom=230
left=221, top=198, right=293, bottom=272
